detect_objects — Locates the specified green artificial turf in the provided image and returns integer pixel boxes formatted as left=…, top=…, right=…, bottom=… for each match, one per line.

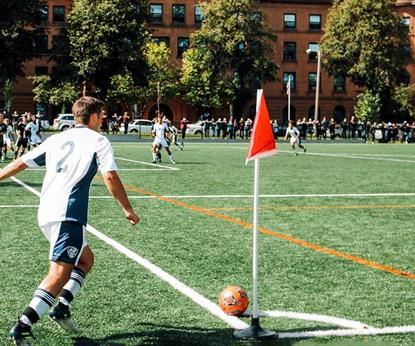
left=0, top=142, right=414, bottom=345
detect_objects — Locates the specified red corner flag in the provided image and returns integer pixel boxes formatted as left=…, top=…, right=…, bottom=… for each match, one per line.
left=246, top=90, right=277, bottom=164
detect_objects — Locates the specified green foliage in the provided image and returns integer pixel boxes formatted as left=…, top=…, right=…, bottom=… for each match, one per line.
left=107, top=71, right=141, bottom=107
left=354, top=90, right=381, bottom=122
left=180, top=0, right=278, bottom=116
left=321, top=0, right=409, bottom=92
left=0, top=0, right=45, bottom=81
left=144, top=41, right=179, bottom=104
left=392, top=84, right=415, bottom=119
left=30, top=75, right=80, bottom=113
left=67, top=0, right=149, bottom=98
left=321, top=0, right=410, bottom=118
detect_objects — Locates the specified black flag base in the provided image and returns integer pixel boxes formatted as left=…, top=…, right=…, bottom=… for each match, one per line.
left=234, top=317, right=277, bottom=341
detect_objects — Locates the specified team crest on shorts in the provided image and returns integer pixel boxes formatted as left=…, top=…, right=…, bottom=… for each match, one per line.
left=66, top=246, right=79, bottom=259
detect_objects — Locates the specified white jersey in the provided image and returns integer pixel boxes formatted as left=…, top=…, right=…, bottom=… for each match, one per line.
left=21, top=126, right=117, bottom=226
left=286, top=126, right=300, bottom=139
left=26, top=121, right=42, bottom=145
left=152, top=122, right=169, bottom=139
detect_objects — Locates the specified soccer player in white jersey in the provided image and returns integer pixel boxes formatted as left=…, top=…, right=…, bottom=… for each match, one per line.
left=0, top=97, right=140, bottom=346
left=151, top=115, right=176, bottom=164
left=25, top=114, right=42, bottom=148
left=284, top=120, right=306, bottom=156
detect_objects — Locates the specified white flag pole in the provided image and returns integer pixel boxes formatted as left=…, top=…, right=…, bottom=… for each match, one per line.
left=252, top=158, right=260, bottom=319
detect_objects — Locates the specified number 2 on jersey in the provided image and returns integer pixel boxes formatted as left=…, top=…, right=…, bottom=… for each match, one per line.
left=56, top=141, right=75, bottom=172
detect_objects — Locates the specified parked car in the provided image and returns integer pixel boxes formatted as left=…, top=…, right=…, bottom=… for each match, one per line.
left=53, top=113, right=75, bottom=131
left=186, top=121, right=204, bottom=135
left=119, top=119, right=154, bottom=134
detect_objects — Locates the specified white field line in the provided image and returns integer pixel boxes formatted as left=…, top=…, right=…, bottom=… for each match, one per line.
left=86, top=224, right=249, bottom=330
left=278, top=325, right=415, bottom=339
left=260, top=310, right=369, bottom=329
left=280, top=150, right=415, bottom=163
left=89, top=192, right=415, bottom=199
left=9, top=176, right=415, bottom=339
left=28, top=168, right=170, bottom=171
left=0, top=205, right=38, bottom=208
left=115, top=156, right=179, bottom=171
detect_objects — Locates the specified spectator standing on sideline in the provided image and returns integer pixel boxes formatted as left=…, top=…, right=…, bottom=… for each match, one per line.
left=4, top=96, right=140, bottom=345
left=122, top=111, right=130, bottom=134
left=341, top=118, right=349, bottom=139
left=320, top=117, right=328, bottom=140
left=272, top=120, right=279, bottom=140
left=180, top=116, right=188, bottom=147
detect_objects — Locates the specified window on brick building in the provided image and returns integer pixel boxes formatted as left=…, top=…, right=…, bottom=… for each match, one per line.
left=284, top=14, right=296, bottom=29
left=283, top=42, right=296, bottom=61
left=333, top=75, right=346, bottom=92
left=36, top=35, right=49, bottom=53
left=153, top=36, right=170, bottom=47
left=177, top=37, right=189, bottom=58
left=194, top=6, right=202, bottom=25
left=283, top=72, right=296, bottom=91
left=52, top=35, right=65, bottom=51
left=308, top=42, right=319, bottom=61
left=172, top=5, right=185, bottom=24
left=38, top=5, right=48, bottom=22
left=309, top=15, right=322, bottom=30
left=53, top=6, right=65, bottom=22
left=402, top=16, right=410, bottom=27
left=308, top=72, right=317, bottom=91
left=35, top=66, right=48, bottom=75
left=150, top=4, right=163, bottom=23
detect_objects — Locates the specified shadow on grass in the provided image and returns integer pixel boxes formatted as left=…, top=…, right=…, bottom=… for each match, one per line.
left=71, top=322, right=346, bottom=346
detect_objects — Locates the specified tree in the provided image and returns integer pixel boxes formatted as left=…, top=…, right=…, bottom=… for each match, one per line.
left=321, top=0, right=410, bottom=120
left=180, top=0, right=278, bottom=118
left=30, top=75, right=80, bottom=113
left=354, top=90, right=381, bottom=122
left=0, top=0, right=45, bottom=111
left=0, top=0, right=44, bottom=81
left=143, top=41, right=179, bottom=114
left=67, top=0, right=149, bottom=99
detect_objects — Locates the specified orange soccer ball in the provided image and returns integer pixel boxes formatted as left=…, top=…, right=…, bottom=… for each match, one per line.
left=219, top=286, right=249, bottom=316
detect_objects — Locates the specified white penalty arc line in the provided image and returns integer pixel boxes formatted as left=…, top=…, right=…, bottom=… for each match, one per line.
left=115, top=156, right=180, bottom=171
left=9, top=176, right=415, bottom=338
left=88, top=192, right=415, bottom=199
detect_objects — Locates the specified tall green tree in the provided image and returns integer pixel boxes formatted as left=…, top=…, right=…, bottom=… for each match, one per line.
left=67, top=0, right=149, bottom=99
left=0, top=0, right=44, bottom=80
left=0, top=0, right=45, bottom=110
left=181, top=0, right=278, bottom=118
left=321, top=0, right=410, bottom=120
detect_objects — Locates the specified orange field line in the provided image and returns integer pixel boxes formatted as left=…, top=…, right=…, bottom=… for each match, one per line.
left=100, top=178, right=415, bottom=281
left=208, top=204, right=415, bottom=212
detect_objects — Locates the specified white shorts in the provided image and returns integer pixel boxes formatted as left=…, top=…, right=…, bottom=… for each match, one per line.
left=30, top=134, right=42, bottom=145
left=5, top=137, right=13, bottom=147
left=153, top=137, right=169, bottom=148
left=290, top=138, right=298, bottom=145
left=40, top=221, right=87, bottom=265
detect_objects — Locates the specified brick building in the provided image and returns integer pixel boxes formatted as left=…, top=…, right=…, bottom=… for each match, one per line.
left=9, top=0, right=415, bottom=124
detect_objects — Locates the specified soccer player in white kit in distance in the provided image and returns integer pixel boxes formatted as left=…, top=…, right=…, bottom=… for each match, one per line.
left=284, top=120, right=306, bottom=156
left=151, top=115, right=176, bottom=164
left=0, top=97, right=140, bottom=346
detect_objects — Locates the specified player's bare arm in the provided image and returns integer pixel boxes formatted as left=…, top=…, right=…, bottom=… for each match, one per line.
left=102, top=170, right=140, bottom=225
left=0, top=158, right=28, bottom=181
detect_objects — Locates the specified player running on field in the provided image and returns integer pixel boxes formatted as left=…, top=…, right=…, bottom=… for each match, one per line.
left=151, top=115, right=176, bottom=164
left=284, top=120, right=306, bottom=156
left=0, top=96, right=140, bottom=346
